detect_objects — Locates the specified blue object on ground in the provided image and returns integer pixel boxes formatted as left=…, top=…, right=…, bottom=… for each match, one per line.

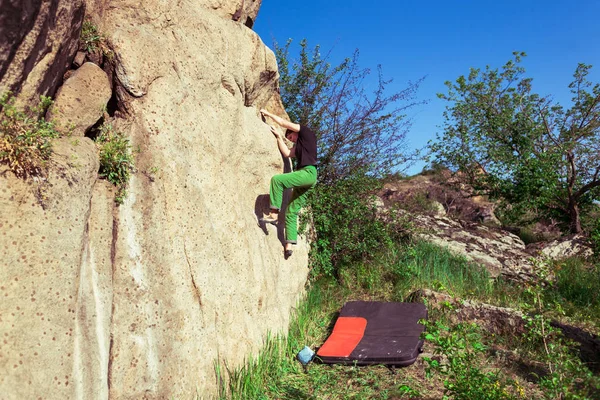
left=297, top=346, right=315, bottom=365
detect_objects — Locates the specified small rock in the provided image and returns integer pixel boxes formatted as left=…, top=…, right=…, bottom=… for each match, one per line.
left=431, top=201, right=446, bottom=216
left=73, top=51, right=86, bottom=68
left=47, top=62, right=112, bottom=136
left=87, top=49, right=103, bottom=66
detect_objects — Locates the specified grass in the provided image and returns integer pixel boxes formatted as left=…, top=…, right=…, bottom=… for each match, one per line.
left=95, top=121, right=134, bottom=204
left=215, top=279, right=439, bottom=399
left=80, top=20, right=101, bottom=53
left=79, top=19, right=113, bottom=60
left=338, top=240, right=496, bottom=302
left=546, top=257, right=600, bottom=329
left=0, top=93, right=60, bottom=178
left=215, top=240, right=600, bottom=399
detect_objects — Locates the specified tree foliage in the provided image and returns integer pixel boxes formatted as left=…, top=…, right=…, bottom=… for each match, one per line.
left=300, top=170, right=398, bottom=278
left=430, top=52, right=600, bottom=233
left=275, top=39, right=423, bottom=277
left=275, top=39, right=425, bottom=184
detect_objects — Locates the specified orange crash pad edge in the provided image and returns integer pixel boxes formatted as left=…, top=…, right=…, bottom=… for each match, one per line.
left=317, top=317, right=368, bottom=357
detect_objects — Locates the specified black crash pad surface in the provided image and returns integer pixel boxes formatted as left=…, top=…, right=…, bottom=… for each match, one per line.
left=317, top=301, right=427, bottom=366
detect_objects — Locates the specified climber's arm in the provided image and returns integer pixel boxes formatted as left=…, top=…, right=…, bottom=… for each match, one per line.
left=270, top=126, right=295, bottom=158
left=260, top=109, right=300, bottom=132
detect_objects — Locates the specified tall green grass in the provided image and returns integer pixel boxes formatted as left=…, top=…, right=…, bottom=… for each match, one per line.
left=339, top=240, right=496, bottom=301
left=214, top=281, right=347, bottom=399
left=546, top=257, right=600, bottom=327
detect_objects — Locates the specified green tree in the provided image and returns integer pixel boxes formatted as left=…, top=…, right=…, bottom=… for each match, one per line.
left=274, top=39, right=423, bottom=276
left=275, top=39, right=425, bottom=184
left=430, top=52, right=600, bottom=233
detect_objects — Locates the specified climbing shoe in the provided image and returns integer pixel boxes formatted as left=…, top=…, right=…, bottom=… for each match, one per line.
left=259, top=215, right=278, bottom=225
left=284, top=249, right=293, bottom=259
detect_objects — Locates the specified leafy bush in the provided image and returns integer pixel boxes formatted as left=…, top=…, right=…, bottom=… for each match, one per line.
left=80, top=19, right=113, bottom=59
left=423, top=320, right=521, bottom=399
left=95, top=122, right=134, bottom=203
left=0, top=93, right=60, bottom=177
left=301, top=170, right=404, bottom=279
left=275, top=38, right=424, bottom=185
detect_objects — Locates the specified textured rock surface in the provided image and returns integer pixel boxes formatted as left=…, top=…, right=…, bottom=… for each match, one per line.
left=0, top=137, right=99, bottom=399
left=413, top=213, right=536, bottom=281
left=380, top=174, right=501, bottom=225
left=380, top=175, right=538, bottom=281
left=47, top=62, right=112, bottom=135
left=534, top=234, right=594, bottom=260
left=1, top=1, right=309, bottom=399
left=0, top=0, right=85, bottom=107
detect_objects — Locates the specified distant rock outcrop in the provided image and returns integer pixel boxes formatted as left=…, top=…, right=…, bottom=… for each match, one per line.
left=381, top=173, right=501, bottom=226
left=380, top=172, right=595, bottom=282
left=528, top=234, right=594, bottom=260
left=413, top=213, right=536, bottom=281
left=1, top=1, right=309, bottom=399
left=380, top=174, right=535, bottom=281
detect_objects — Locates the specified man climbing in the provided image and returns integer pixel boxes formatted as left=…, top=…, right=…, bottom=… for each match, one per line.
left=259, top=109, right=317, bottom=259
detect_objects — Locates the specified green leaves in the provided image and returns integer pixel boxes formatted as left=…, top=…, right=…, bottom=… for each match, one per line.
left=95, top=122, right=134, bottom=204
left=0, top=93, right=60, bottom=178
left=430, top=53, right=600, bottom=233
left=275, top=38, right=425, bottom=184
left=300, top=170, right=399, bottom=279
left=80, top=20, right=101, bottom=53
left=422, top=320, right=517, bottom=400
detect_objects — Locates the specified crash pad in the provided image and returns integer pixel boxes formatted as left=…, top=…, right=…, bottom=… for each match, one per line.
left=317, top=301, right=427, bottom=366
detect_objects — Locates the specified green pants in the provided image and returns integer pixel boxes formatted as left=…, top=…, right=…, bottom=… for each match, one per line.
left=270, top=165, right=317, bottom=244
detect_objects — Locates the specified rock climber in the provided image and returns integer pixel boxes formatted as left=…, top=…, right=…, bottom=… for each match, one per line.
left=259, top=109, right=318, bottom=259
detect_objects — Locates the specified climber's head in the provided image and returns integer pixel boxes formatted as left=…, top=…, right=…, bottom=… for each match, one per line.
left=285, top=129, right=299, bottom=143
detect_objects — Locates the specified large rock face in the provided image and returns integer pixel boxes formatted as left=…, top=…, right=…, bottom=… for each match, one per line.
left=0, top=1, right=309, bottom=399
left=0, top=138, right=100, bottom=399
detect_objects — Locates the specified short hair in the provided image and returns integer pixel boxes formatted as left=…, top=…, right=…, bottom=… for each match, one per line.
left=285, top=129, right=294, bottom=138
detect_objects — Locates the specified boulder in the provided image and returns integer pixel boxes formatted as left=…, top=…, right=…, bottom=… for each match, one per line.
left=535, top=234, right=594, bottom=260
left=1, top=1, right=310, bottom=399
left=431, top=200, right=446, bottom=216
left=231, top=0, right=263, bottom=28
left=0, top=0, right=309, bottom=399
left=412, top=212, right=536, bottom=282
left=0, top=0, right=85, bottom=107
left=73, top=51, right=87, bottom=68
left=47, top=62, right=112, bottom=135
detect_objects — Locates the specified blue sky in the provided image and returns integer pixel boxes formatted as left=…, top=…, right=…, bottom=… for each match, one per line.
left=254, top=0, right=600, bottom=175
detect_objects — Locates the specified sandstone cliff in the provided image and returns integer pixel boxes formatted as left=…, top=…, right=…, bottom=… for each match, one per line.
left=1, top=1, right=309, bottom=399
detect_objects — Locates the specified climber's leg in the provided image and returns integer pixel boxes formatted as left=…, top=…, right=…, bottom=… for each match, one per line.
left=284, top=166, right=317, bottom=245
